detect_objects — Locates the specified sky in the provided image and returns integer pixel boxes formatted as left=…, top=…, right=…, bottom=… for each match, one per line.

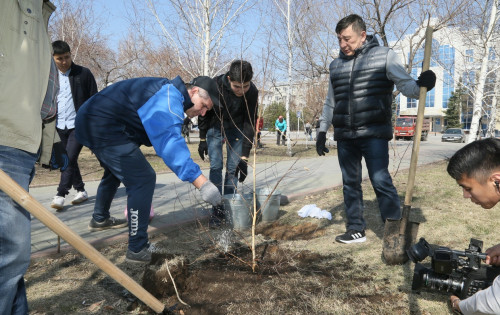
left=92, top=0, right=132, bottom=51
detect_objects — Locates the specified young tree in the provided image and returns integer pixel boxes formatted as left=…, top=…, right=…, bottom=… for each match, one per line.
left=459, top=0, right=500, bottom=142
left=140, top=0, right=254, bottom=77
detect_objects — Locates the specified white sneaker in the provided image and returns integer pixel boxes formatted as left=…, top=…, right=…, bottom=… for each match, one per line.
left=72, top=191, right=88, bottom=205
left=51, top=196, right=65, bottom=210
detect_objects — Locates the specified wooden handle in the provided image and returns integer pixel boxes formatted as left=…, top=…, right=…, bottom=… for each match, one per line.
left=0, top=169, right=165, bottom=313
left=404, top=26, right=434, bottom=206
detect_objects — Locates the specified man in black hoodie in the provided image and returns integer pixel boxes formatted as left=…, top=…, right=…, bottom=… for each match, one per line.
left=316, top=14, right=436, bottom=244
left=198, top=60, right=259, bottom=226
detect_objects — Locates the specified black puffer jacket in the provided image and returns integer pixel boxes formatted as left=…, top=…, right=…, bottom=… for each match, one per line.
left=330, top=35, right=394, bottom=140
left=198, top=73, right=259, bottom=156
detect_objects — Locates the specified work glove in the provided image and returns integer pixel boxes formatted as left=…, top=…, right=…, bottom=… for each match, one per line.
left=198, top=139, right=208, bottom=160
left=199, top=180, right=222, bottom=206
left=416, top=70, right=436, bottom=91
left=235, top=159, right=248, bottom=182
left=316, top=132, right=329, bottom=156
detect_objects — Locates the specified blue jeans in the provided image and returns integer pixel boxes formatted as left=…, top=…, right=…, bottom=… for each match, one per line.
left=337, top=138, right=401, bottom=231
left=92, top=143, right=156, bottom=253
left=0, top=145, right=37, bottom=315
left=207, top=127, right=243, bottom=196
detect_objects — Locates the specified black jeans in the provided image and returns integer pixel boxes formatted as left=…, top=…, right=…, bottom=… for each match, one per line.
left=56, top=128, right=85, bottom=196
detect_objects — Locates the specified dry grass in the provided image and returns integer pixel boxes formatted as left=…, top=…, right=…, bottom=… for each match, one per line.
left=25, top=159, right=500, bottom=314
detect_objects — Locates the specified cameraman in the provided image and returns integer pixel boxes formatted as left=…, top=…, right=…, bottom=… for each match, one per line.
left=447, top=138, right=500, bottom=314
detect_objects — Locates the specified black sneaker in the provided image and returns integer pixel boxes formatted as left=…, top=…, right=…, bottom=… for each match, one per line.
left=335, top=230, right=366, bottom=244
left=88, top=217, right=128, bottom=231
left=125, top=246, right=152, bottom=263
left=209, top=204, right=225, bottom=228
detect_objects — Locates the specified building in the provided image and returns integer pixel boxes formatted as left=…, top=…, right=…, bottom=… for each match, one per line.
left=393, top=23, right=499, bottom=132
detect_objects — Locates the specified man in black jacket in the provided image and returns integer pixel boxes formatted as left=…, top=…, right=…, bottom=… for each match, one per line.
left=198, top=60, right=258, bottom=226
left=50, top=40, right=98, bottom=210
left=316, top=14, right=436, bottom=244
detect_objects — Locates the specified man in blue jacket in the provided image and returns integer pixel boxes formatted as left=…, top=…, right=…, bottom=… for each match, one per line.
left=76, top=76, right=222, bottom=263
left=316, top=14, right=436, bottom=244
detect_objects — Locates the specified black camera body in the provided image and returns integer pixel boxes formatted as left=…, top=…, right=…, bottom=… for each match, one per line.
left=408, top=237, right=500, bottom=299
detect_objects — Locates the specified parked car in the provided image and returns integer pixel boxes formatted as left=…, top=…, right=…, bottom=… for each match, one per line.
left=441, top=128, right=466, bottom=143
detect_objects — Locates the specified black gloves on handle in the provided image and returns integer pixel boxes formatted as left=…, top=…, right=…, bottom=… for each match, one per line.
left=416, top=70, right=436, bottom=91
left=316, top=132, right=329, bottom=156
left=198, top=140, right=208, bottom=160
left=235, top=159, right=248, bottom=182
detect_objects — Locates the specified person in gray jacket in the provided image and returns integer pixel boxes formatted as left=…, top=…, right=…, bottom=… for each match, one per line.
left=316, top=14, right=436, bottom=244
left=0, top=1, right=56, bottom=313
left=447, top=138, right=500, bottom=314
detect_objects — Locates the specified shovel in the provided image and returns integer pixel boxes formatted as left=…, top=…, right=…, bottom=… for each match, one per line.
left=382, top=26, right=434, bottom=265
left=0, top=169, right=166, bottom=314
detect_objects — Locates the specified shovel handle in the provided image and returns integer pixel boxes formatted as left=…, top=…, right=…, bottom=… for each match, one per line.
left=404, top=26, right=434, bottom=206
left=0, top=169, right=165, bottom=314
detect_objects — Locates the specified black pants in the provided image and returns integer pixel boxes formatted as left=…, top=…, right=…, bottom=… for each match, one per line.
left=276, top=130, right=286, bottom=145
left=56, top=128, right=85, bottom=197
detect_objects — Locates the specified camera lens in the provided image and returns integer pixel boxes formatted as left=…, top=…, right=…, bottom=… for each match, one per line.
left=407, top=238, right=431, bottom=263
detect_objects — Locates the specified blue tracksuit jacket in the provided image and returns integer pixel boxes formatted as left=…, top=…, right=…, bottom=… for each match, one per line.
left=75, top=76, right=201, bottom=183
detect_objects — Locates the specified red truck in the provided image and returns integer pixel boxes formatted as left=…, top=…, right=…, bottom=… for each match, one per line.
left=394, top=115, right=431, bottom=141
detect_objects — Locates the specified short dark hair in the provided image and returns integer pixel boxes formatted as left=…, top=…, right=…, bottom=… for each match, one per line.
left=447, top=138, right=500, bottom=183
left=52, top=40, right=71, bottom=55
left=227, top=60, right=253, bottom=83
left=336, top=14, right=366, bottom=34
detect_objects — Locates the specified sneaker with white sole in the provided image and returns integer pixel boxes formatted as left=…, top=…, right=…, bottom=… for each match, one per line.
left=51, top=196, right=65, bottom=210
left=88, top=217, right=128, bottom=231
left=335, top=229, right=366, bottom=244
left=72, top=191, right=88, bottom=205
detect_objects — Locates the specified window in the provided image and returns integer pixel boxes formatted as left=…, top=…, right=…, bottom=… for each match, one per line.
left=466, top=49, right=474, bottom=63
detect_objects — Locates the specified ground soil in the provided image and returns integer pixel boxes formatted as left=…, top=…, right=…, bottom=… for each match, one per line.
left=26, top=147, right=466, bottom=314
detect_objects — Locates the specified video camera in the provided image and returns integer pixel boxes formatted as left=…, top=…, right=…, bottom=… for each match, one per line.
left=408, top=237, right=500, bottom=299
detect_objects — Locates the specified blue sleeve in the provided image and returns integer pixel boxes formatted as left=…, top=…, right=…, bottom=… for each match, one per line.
left=137, top=84, right=202, bottom=183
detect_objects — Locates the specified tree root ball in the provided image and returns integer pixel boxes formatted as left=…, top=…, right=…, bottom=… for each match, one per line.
left=142, top=254, right=190, bottom=298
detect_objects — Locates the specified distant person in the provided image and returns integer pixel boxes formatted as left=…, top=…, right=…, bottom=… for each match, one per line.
left=50, top=40, right=98, bottom=210
left=316, top=14, right=436, bottom=244
left=275, top=115, right=287, bottom=145
left=182, top=116, right=192, bottom=144
left=198, top=60, right=258, bottom=226
left=256, top=116, right=264, bottom=148
left=315, top=117, right=320, bottom=140
left=305, top=121, right=313, bottom=140
left=0, top=1, right=57, bottom=314
left=447, top=138, right=500, bottom=314
left=75, top=76, right=223, bottom=263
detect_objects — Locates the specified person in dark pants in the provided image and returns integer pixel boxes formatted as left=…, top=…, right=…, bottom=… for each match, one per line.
left=76, top=76, right=223, bottom=263
left=316, top=14, right=436, bottom=244
left=275, top=115, right=287, bottom=145
left=197, top=60, right=259, bottom=227
left=50, top=40, right=98, bottom=210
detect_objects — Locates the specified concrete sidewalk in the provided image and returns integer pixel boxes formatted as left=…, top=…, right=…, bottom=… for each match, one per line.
left=29, top=134, right=464, bottom=258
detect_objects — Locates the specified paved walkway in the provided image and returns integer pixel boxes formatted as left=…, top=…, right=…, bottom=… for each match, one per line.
left=29, top=133, right=464, bottom=258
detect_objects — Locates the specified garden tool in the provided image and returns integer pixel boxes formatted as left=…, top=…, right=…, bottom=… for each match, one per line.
left=0, top=169, right=166, bottom=314
left=382, top=26, right=434, bottom=265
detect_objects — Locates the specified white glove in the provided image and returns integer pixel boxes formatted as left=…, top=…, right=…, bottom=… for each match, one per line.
left=199, top=181, right=222, bottom=206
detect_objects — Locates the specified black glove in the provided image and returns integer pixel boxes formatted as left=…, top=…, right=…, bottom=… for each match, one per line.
left=198, top=140, right=208, bottom=160
left=235, top=159, right=248, bottom=182
left=316, top=132, right=329, bottom=156
left=416, top=70, right=436, bottom=91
